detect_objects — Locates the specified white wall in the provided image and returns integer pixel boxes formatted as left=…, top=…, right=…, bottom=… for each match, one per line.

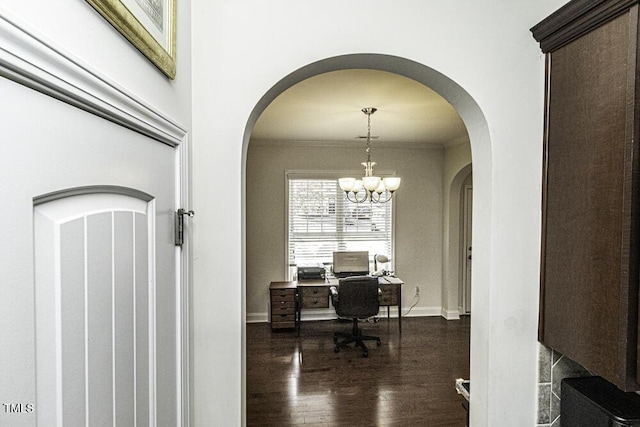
left=0, top=0, right=192, bottom=126
left=246, top=141, right=445, bottom=321
left=0, top=1, right=192, bottom=425
left=192, top=1, right=570, bottom=426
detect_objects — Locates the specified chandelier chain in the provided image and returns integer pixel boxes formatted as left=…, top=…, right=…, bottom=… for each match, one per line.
left=365, top=109, right=372, bottom=162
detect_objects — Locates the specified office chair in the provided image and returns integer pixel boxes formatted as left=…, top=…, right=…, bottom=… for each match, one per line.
left=330, top=276, right=381, bottom=357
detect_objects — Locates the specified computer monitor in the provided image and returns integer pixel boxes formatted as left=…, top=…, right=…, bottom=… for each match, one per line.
left=332, top=251, right=369, bottom=278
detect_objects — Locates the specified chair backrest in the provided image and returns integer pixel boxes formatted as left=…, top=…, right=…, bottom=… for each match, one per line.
left=335, top=276, right=380, bottom=318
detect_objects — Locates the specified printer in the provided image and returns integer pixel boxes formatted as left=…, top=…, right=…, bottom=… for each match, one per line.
left=297, top=263, right=325, bottom=280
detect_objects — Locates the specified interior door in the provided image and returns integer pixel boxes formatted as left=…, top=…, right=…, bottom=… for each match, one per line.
left=0, top=49, right=185, bottom=426
left=461, top=183, right=473, bottom=315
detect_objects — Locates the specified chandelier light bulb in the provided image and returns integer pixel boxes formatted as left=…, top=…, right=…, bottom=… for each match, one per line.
left=383, top=177, right=401, bottom=192
left=362, top=176, right=381, bottom=191
left=339, top=178, right=356, bottom=192
left=375, top=180, right=386, bottom=193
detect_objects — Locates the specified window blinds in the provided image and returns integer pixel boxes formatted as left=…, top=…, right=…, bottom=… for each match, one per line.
left=288, top=178, right=392, bottom=269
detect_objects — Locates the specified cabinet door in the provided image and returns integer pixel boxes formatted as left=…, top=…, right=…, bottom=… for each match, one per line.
left=539, top=9, right=640, bottom=391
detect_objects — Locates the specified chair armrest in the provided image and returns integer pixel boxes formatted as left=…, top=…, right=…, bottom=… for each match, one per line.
left=330, top=286, right=339, bottom=305
left=378, top=287, right=382, bottom=296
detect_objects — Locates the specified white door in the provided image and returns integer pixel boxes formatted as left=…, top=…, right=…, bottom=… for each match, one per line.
left=0, top=25, right=187, bottom=426
left=461, top=183, right=473, bottom=315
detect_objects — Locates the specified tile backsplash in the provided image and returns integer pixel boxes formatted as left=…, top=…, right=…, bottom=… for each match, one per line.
left=537, top=343, right=591, bottom=426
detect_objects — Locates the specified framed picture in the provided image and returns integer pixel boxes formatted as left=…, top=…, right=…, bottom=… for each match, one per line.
left=86, top=0, right=176, bottom=79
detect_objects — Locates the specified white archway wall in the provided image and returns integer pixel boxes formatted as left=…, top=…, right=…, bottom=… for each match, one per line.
left=192, top=1, right=571, bottom=426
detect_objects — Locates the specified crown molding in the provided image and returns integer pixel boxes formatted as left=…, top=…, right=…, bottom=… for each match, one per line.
left=442, top=135, right=470, bottom=148
left=531, top=0, right=638, bottom=53
left=0, top=10, right=186, bottom=147
left=250, top=138, right=447, bottom=150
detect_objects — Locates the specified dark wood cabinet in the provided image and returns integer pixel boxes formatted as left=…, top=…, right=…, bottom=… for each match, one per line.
left=269, top=281, right=299, bottom=331
left=532, top=0, right=640, bottom=391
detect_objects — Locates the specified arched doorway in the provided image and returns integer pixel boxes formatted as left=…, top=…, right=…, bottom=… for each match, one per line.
left=241, top=53, right=492, bottom=424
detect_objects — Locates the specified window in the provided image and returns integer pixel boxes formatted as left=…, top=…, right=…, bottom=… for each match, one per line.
left=287, top=176, right=393, bottom=276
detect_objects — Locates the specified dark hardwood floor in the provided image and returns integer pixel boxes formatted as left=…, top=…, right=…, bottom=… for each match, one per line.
left=246, top=316, right=470, bottom=426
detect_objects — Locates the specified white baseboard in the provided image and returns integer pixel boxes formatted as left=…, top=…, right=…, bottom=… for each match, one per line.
left=441, top=308, right=461, bottom=320
left=401, top=306, right=442, bottom=317
left=247, top=306, right=462, bottom=323
left=300, top=310, right=337, bottom=322
left=246, top=312, right=268, bottom=323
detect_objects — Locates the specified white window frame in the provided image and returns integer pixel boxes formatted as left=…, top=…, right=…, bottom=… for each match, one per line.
left=285, top=170, right=397, bottom=280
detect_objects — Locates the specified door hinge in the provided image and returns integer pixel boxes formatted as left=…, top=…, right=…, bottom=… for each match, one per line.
left=175, top=208, right=194, bottom=246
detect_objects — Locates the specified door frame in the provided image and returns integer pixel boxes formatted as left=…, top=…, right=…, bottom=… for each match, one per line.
left=0, top=14, right=191, bottom=426
left=460, top=182, right=473, bottom=315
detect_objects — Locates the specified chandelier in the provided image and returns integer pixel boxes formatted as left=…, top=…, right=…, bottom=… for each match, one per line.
left=338, top=108, right=401, bottom=204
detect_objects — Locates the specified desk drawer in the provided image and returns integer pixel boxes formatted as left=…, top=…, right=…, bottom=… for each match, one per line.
left=301, top=286, right=329, bottom=309
left=272, top=313, right=296, bottom=323
left=379, top=286, right=398, bottom=306
left=272, top=304, right=295, bottom=315
left=271, top=299, right=295, bottom=309
left=271, top=290, right=295, bottom=302
left=272, top=319, right=296, bottom=329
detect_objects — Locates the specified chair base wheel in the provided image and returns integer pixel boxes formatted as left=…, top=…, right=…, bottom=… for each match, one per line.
left=332, top=318, right=381, bottom=357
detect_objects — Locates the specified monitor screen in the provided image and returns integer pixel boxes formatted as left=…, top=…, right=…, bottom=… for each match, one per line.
left=332, top=251, right=369, bottom=277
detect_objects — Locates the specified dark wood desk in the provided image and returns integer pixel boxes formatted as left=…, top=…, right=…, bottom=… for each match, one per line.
left=269, top=277, right=404, bottom=334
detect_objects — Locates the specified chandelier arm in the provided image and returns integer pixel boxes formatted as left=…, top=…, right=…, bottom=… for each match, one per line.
left=344, top=188, right=395, bottom=204
left=370, top=190, right=395, bottom=204
left=379, top=191, right=395, bottom=203
left=369, top=191, right=380, bottom=203
left=356, top=191, right=369, bottom=203
left=344, top=191, right=368, bottom=204
left=345, top=191, right=358, bottom=203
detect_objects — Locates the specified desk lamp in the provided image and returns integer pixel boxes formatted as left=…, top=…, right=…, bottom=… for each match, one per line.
left=374, top=254, right=390, bottom=274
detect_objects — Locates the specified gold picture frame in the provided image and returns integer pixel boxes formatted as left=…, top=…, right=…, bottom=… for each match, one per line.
left=86, top=0, right=176, bottom=79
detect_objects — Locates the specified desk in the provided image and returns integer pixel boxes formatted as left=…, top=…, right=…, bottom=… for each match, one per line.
left=269, top=276, right=404, bottom=334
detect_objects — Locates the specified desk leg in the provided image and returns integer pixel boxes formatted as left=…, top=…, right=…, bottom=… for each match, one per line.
left=397, top=285, right=402, bottom=335
left=295, top=289, right=301, bottom=336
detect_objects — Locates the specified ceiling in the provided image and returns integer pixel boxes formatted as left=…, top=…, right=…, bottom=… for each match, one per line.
left=251, top=69, right=469, bottom=148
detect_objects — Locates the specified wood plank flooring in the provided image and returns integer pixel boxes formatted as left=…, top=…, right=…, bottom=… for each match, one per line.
left=246, top=316, right=470, bottom=426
